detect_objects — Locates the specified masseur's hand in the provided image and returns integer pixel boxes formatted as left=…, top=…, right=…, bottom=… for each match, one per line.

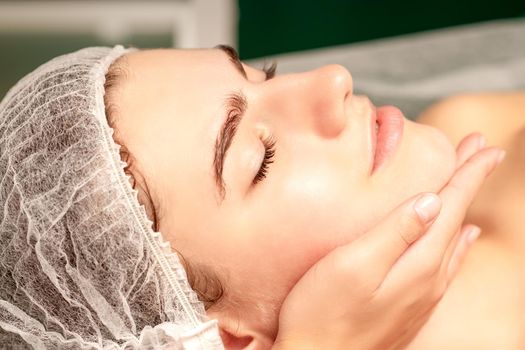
left=272, top=133, right=506, bottom=350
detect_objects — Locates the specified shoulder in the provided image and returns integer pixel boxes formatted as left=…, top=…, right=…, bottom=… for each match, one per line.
left=416, top=92, right=525, bottom=149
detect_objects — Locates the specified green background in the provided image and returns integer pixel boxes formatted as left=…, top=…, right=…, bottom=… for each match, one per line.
left=0, top=32, right=172, bottom=100
left=238, top=0, right=525, bottom=59
left=1, top=0, right=525, bottom=99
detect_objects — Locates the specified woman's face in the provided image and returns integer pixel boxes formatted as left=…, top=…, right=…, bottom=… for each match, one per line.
left=112, top=47, right=456, bottom=336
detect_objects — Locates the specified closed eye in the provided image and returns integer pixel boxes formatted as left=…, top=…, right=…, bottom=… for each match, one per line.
left=253, top=135, right=276, bottom=185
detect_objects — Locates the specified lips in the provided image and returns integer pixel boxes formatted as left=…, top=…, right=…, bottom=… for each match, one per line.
left=370, top=105, right=404, bottom=174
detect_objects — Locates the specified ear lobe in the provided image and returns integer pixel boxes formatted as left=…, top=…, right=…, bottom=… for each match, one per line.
left=212, top=314, right=274, bottom=350
left=219, top=327, right=253, bottom=349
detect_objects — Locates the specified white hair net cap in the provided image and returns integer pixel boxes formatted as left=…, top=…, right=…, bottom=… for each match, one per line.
left=0, top=45, right=224, bottom=349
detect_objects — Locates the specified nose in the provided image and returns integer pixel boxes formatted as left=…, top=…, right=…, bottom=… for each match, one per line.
left=259, top=64, right=353, bottom=138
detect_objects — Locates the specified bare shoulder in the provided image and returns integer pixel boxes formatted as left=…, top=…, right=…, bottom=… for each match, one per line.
left=417, top=92, right=525, bottom=250
left=409, top=93, right=525, bottom=350
left=416, top=91, right=525, bottom=149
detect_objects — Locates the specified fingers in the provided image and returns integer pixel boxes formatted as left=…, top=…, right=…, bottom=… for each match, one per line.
left=440, top=225, right=463, bottom=274
left=438, top=133, right=484, bottom=269
left=377, top=144, right=504, bottom=297
left=346, top=192, right=441, bottom=289
left=439, top=134, right=501, bottom=277
left=446, top=225, right=481, bottom=285
left=455, top=132, right=485, bottom=169
left=343, top=134, right=502, bottom=299
left=426, top=146, right=504, bottom=256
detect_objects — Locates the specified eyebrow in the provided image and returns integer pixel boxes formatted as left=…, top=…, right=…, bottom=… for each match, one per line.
left=215, top=44, right=247, bottom=79
left=212, top=45, right=267, bottom=203
left=213, top=92, right=246, bottom=202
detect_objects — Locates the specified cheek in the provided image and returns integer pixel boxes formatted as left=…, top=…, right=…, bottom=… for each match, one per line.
left=228, top=123, right=457, bottom=305
left=245, top=167, right=372, bottom=286
left=362, top=121, right=457, bottom=225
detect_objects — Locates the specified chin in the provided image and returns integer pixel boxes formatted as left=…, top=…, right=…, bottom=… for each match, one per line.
left=404, top=120, right=457, bottom=194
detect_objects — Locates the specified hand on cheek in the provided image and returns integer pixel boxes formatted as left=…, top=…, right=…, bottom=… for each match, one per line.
left=272, top=132, right=504, bottom=350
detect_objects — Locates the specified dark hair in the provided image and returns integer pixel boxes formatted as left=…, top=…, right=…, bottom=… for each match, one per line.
left=103, top=54, right=225, bottom=311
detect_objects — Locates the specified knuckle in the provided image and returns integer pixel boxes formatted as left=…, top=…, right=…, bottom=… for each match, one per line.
left=417, top=254, right=442, bottom=280
left=421, top=265, right=439, bottom=282
left=430, top=279, right=448, bottom=302
left=467, top=150, right=494, bottom=174
left=397, top=213, right=425, bottom=245
left=486, top=155, right=499, bottom=173
left=446, top=178, right=465, bottom=196
left=472, top=154, right=493, bottom=173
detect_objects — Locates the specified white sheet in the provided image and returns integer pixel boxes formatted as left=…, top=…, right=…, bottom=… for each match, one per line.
left=247, top=18, right=525, bottom=120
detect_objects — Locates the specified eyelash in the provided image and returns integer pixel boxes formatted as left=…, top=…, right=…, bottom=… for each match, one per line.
left=261, top=61, right=277, bottom=80
left=253, top=135, right=276, bottom=185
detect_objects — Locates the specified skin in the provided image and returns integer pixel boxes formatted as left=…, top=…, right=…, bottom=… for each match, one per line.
left=110, top=48, right=460, bottom=345
left=404, top=93, right=525, bottom=350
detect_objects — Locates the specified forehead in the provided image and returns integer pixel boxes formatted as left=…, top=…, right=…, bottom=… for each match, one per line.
left=124, top=48, right=238, bottom=88
left=114, top=48, right=241, bottom=207
left=119, top=47, right=238, bottom=149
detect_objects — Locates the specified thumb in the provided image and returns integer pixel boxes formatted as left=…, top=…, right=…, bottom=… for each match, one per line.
left=345, top=192, right=442, bottom=289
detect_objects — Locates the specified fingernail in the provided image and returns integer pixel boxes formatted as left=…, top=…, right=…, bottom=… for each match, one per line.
left=467, top=226, right=481, bottom=244
left=497, top=150, right=506, bottom=165
left=414, top=193, right=442, bottom=223
left=478, top=134, right=486, bottom=150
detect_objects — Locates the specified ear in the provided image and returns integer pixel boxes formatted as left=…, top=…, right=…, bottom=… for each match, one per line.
left=208, top=310, right=274, bottom=350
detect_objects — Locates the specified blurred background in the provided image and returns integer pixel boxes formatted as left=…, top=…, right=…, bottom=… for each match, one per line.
left=1, top=0, right=525, bottom=100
